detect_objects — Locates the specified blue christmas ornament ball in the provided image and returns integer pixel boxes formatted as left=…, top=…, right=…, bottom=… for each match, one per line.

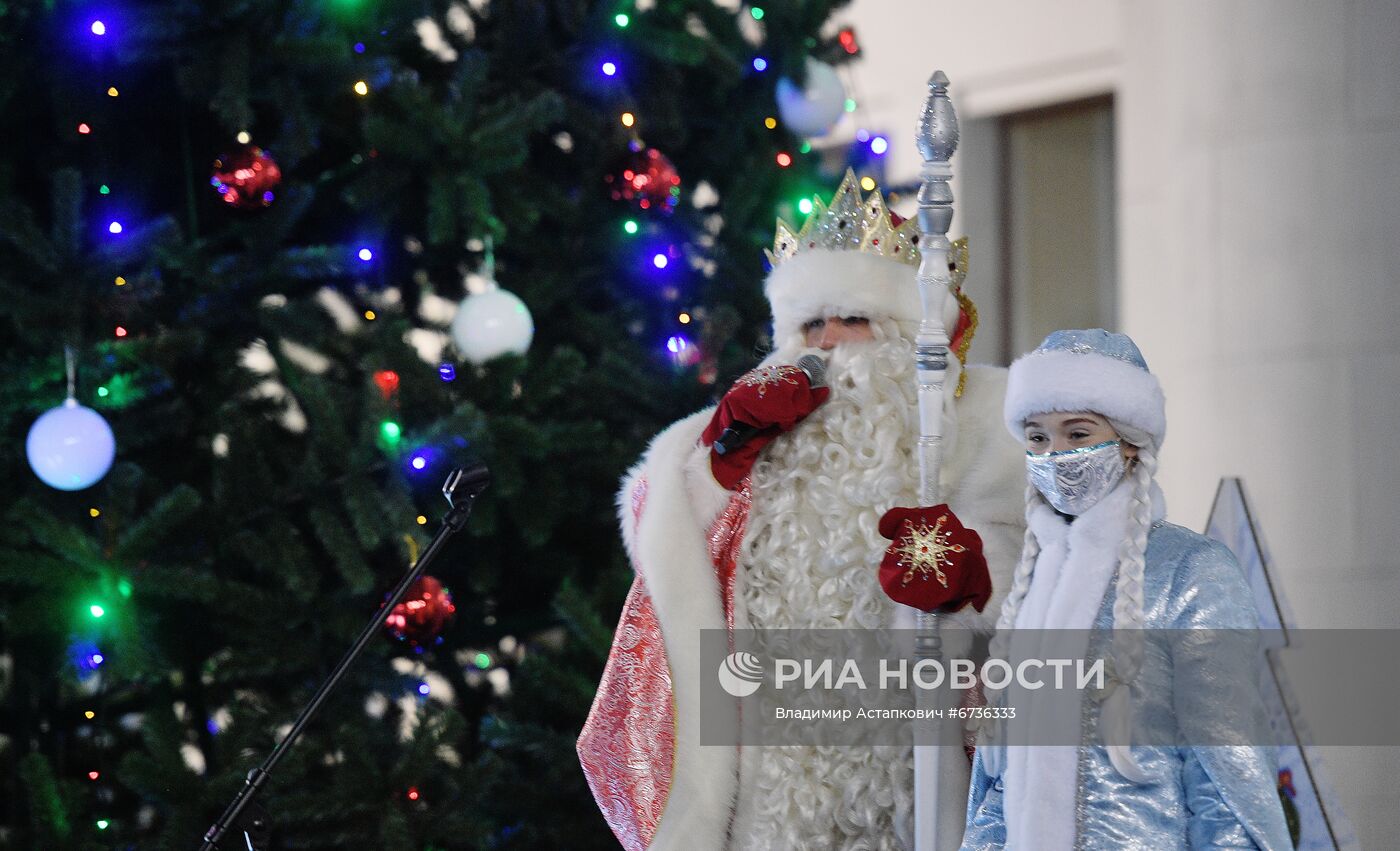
left=26, top=399, right=116, bottom=491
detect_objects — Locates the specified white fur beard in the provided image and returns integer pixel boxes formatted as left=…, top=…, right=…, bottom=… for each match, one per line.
left=729, top=335, right=918, bottom=850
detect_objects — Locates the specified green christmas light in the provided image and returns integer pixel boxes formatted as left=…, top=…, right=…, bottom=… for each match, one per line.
left=844, top=98, right=857, bottom=113
left=614, top=13, right=630, bottom=27
left=474, top=652, right=491, bottom=668
left=89, top=604, right=106, bottom=619
left=799, top=141, right=812, bottom=154
left=98, top=185, right=110, bottom=195
left=380, top=420, right=402, bottom=444
left=96, top=820, right=109, bottom=830
left=118, top=579, right=133, bottom=599
left=797, top=198, right=814, bottom=215
left=623, top=219, right=639, bottom=235
left=98, top=373, right=138, bottom=407
left=750, top=7, right=765, bottom=20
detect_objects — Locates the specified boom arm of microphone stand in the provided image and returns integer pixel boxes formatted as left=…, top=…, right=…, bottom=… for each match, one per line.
left=199, top=463, right=490, bottom=851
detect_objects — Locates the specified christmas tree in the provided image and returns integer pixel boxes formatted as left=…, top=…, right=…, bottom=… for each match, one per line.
left=0, top=0, right=868, bottom=847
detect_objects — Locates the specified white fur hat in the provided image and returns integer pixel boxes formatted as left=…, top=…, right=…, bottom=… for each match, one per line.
left=1004, top=329, right=1166, bottom=448
left=765, top=248, right=928, bottom=343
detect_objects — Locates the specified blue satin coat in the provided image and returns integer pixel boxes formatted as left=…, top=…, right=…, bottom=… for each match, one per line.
left=961, top=522, right=1292, bottom=850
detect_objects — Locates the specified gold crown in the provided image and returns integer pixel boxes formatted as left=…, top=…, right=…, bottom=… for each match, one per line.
left=765, top=169, right=922, bottom=268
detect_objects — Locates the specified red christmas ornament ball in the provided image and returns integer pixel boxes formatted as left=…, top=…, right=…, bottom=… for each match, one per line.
left=383, top=575, right=456, bottom=646
left=605, top=147, right=681, bottom=212
left=210, top=145, right=283, bottom=210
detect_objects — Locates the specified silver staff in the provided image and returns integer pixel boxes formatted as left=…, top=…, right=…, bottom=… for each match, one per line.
left=912, top=69, right=960, bottom=851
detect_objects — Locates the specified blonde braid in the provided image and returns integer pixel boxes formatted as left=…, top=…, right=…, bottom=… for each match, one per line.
left=1102, top=441, right=1157, bottom=782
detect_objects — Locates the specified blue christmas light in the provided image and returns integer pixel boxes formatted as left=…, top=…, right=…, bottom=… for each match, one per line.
left=870, top=135, right=889, bottom=156
left=417, top=682, right=430, bottom=696
left=652, top=253, right=668, bottom=269
left=666, top=335, right=690, bottom=355
left=90, top=20, right=107, bottom=36
left=752, top=57, right=768, bottom=72
left=108, top=221, right=123, bottom=234
left=68, top=639, right=105, bottom=675
left=438, top=363, right=456, bottom=381
left=601, top=61, right=618, bottom=77
left=407, top=447, right=440, bottom=474
left=354, top=42, right=366, bottom=53
left=207, top=718, right=220, bottom=734
left=357, top=247, right=373, bottom=262
left=856, top=128, right=871, bottom=143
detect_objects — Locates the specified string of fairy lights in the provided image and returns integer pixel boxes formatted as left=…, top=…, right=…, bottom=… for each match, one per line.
left=36, top=2, right=893, bottom=834
left=598, top=6, right=886, bottom=372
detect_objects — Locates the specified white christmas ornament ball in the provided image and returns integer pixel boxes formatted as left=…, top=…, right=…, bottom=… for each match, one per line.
left=775, top=58, right=847, bottom=138
left=26, top=399, right=116, bottom=491
left=450, top=288, right=534, bottom=365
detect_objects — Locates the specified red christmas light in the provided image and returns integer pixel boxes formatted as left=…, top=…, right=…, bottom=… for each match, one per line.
left=838, top=27, right=860, bottom=55
left=88, top=771, right=100, bottom=781
left=407, top=786, right=421, bottom=801
left=776, top=152, right=793, bottom=167
left=78, top=123, right=92, bottom=135
left=373, top=369, right=400, bottom=398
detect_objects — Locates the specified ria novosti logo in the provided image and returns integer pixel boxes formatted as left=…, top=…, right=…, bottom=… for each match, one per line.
left=717, top=651, right=764, bottom=697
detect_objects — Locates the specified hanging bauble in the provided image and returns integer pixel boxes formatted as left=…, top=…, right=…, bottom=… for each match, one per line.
left=210, top=144, right=283, bottom=210
left=605, top=147, right=681, bottom=212
left=383, top=575, right=456, bottom=646
left=450, top=287, right=534, bottom=365
left=26, top=399, right=116, bottom=491
left=775, top=58, right=847, bottom=138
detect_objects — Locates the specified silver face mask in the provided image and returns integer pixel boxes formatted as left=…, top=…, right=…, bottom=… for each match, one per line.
left=1025, top=439, right=1126, bottom=515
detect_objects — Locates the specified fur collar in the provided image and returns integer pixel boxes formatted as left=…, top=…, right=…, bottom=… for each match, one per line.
left=1025, top=477, right=1167, bottom=553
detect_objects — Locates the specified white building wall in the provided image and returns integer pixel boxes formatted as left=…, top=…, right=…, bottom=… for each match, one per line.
left=843, top=0, right=1400, bottom=845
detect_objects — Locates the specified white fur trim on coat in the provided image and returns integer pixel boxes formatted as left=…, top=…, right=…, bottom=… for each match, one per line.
left=615, top=409, right=737, bottom=851
left=1003, top=349, right=1166, bottom=448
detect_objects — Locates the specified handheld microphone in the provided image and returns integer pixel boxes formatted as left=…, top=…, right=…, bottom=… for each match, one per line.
left=713, top=354, right=828, bottom=456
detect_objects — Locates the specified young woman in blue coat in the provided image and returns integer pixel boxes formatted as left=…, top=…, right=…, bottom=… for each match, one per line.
left=961, top=330, right=1290, bottom=851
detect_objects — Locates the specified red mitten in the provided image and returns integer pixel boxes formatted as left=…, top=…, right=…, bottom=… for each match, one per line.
left=877, top=505, right=991, bottom=613
left=700, top=364, right=830, bottom=490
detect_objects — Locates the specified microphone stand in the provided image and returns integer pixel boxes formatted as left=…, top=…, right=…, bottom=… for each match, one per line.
left=199, top=464, right=491, bottom=851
